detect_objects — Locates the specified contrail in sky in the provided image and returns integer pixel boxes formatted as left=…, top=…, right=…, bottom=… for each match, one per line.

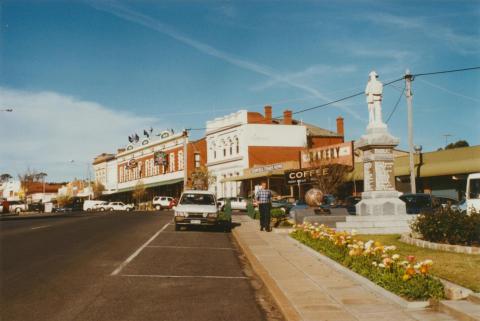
left=88, top=0, right=365, bottom=122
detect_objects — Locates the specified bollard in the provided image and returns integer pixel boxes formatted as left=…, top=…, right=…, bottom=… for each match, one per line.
left=224, top=198, right=232, bottom=221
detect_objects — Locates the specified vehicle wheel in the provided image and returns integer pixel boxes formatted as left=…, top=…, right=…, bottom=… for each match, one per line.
left=175, top=224, right=180, bottom=231
left=109, top=208, right=114, bottom=211
left=15, top=208, right=21, bottom=213
left=100, top=207, right=105, bottom=212
left=155, top=205, right=161, bottom=211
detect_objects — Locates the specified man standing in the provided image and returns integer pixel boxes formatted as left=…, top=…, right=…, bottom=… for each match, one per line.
left=255, top=182, right=272, bottom=232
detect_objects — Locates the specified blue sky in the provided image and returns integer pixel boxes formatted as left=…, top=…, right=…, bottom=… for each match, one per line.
left=1, top=0, right=479, bottom=181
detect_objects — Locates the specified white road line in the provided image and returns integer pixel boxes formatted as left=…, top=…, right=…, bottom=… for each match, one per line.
left=31, top=225, right=51, bottom=230
left=120, top=274, right=247, bottom=280
left=146, top=245, right=235, bottom=251
left=110, top=222, right=170, bottom=276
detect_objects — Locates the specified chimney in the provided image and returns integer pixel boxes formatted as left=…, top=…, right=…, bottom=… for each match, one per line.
left=264, top=105, right=272, bottom=123
left=336, top=117, right=344, bottom=136
left=283, top=110, right=292, bottom=125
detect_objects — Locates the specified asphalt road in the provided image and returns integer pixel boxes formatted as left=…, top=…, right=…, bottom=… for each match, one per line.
left=0, top=211, right=283, bottom=321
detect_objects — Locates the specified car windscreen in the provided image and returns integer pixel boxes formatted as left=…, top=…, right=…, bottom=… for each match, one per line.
left=180, top=193, right=215, bottom=206
left=469, top=179, right=480, bottom=199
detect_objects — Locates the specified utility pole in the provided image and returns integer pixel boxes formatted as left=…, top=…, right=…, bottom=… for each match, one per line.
left=405, top=69, right=416, bottom=194
left=183, top=129, right=188, bottom=190
left=443, top=134, right=453, bottom=148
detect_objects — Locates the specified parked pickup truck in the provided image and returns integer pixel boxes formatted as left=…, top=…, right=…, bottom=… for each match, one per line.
left=9, top=200, right=27, bottom=214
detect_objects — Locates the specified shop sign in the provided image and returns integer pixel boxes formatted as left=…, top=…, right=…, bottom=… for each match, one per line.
left=249, top=163, right=284, bottom=174
left=284, top=168, right=327, bottom=185
left=301, top=141, right=354, bottom=168
left=154, top=151, right=168, bottom=166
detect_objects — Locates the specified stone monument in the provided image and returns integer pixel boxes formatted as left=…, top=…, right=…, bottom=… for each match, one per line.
left=336, top=71, right=410, bottom=234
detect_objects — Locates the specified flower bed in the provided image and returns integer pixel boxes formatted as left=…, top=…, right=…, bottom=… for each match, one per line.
left=291, top=223, right=445, bottom=301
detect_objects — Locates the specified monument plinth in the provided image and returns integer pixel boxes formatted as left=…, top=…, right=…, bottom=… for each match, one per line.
left=336, top=71, right=410, bottom=234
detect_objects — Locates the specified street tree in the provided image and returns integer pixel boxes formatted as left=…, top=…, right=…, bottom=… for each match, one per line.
left=189, top=166, right=216, bottom=190
left=92, top=181, right=105, bottom=199
left=0, top=173, right=12, bottom=183
left=310, top=159, right=351, bottom=196
left=132, top=180, right=146, bottom=204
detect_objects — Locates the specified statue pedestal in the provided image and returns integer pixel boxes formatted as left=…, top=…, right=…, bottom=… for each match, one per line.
left=336, top=126, right=410, bottom=234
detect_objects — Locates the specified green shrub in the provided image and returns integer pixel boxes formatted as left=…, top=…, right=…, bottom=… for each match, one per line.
left=411, top=207, right=480, bottom=246
left=291, top=228, right=444, bottom=301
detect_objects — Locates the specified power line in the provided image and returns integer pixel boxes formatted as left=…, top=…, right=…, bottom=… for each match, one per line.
left=386, top=83, right=406, bottom=123
left=186, top=66, right=480, bottom=131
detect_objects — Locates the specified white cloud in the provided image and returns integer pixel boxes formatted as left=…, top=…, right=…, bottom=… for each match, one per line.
left=88, top=1, right=366, bottom=122
left=0, top=87, right=162, bottom=181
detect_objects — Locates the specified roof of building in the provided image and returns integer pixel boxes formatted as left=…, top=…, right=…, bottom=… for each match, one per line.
left=92, top=153, right=115, bottom=165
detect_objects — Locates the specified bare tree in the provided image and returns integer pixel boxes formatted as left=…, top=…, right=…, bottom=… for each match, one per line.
left=189, top=166, right=216, bottom=190
left=92, top=181, right=105, bottom=199
left=18, top=168, right=40, bottom=200
left=132, top=180, right=146, bottom=204
left=310, top=159, right=351, bottom=196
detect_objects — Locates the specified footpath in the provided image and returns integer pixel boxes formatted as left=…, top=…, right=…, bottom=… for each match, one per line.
left=232, top=214, right=458, bottom=321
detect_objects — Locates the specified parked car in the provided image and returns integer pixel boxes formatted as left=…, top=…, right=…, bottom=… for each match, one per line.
left=54, top=201, right=83, bottom=213
left=105, top=202, right=134, bottom=211
left=153, top=196, right=175, bottom=210
left=344, top=196, right=362, bottom=215
left=465, top=173, right=480, bottom=214
left=28, top=202, right=45, bottom=213
left=271, top=198, right=294, bottom=214
left=217, top=197, right=248, bottom=211
left=435, top=196, right=458, bottom=209
left=83, top=200, right=108, bottom=211
left=399, top=193, right=439, bottom=214
left=9, top=200, right=27, bottom=214
left=174, top=190, right=219, bottom=230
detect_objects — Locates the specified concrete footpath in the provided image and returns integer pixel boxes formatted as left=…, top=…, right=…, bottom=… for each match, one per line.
left=232, top=214, right=457, bottom=321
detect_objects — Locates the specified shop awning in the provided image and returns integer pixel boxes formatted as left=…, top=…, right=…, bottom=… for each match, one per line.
left=116, top=178, right=184, bottom=193
left=346, top=145, right=480, bottom=181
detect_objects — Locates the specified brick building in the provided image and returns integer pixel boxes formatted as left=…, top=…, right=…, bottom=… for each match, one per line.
left=206, top=106, right=344, bottom=198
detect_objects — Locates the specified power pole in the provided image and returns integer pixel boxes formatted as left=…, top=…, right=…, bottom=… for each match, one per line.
left=183, top=129, right=188, bottom=190
left=443, top=134, right=452, bottom=148
left=405, top=69, right=416, bottom=194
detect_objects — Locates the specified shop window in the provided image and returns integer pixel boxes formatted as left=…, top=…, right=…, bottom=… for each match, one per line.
left=169, top=153, right=175, bottom=172
left=194, top=153, right=201, bottom=168
left=178, top=151, right=184, bottom=170
left=229, top=146, right=233, bottom=155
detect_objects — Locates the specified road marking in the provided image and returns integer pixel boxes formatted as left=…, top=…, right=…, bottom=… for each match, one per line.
left=110, top=222, right=170, bottom=276
left=120, top=274, right=247, bottom=279
left=31, top=225, right=51, bottom=230
left=146, top=245, right=235, bottom=251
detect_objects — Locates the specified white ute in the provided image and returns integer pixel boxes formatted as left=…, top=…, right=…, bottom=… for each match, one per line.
left=465, top=173, right=480, bottom=214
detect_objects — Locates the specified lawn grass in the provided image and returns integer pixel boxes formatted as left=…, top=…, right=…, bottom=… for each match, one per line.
left=355, top=234, right=480, bottom=292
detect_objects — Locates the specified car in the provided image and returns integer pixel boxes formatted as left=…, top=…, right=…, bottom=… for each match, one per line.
left=435, top=196, right=458, bottom=209
left=105, top=202, right=134, bottom=211
left=174, top=190, right=219, bottom=230
left=271, top=198, right=294, bottom=214
left=465, top=173, right=480, bottom=214
left=217, top=197, right=248, bottom=211
left=8, top=200, right=27, bottom=214
left=399, top=193, right=440, bottom=215
left=28, top=202, right=45, bottom=213
left=153, top=196, right=175, bottom=210
left=344, top=196, right=362, bottom=215
left=83, top=200, right=108, bottom=211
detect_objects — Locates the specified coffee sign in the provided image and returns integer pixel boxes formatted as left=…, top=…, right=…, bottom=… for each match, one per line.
left=284, top=168, right=327, bottom=185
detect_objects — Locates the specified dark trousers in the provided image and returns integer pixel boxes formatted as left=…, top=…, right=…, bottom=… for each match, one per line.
left=259, top=203, right=271, bottom=230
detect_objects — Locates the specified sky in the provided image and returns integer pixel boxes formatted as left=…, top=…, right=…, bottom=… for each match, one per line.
left=1, top=0, right=479, bottom=182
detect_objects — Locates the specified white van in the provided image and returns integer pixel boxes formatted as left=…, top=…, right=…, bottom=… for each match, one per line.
left=465, top=173, right=480, bottom=214
left=83, top=200, right=107, bottom=211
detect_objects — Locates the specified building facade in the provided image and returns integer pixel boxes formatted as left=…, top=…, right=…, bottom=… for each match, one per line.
left=206, top=106, right=345, bottom=198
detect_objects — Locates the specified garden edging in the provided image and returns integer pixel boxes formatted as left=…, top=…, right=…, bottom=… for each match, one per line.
left=286, top=235, right=432, bottom=310
left=400, top=234, right=480, bottom=255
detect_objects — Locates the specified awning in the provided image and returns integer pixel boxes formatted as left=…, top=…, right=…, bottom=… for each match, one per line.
left=346, top=145, right=480, bottom=181
left=116, top=178, right=184, bottom=193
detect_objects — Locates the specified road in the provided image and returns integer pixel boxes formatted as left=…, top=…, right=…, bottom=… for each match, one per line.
left=0, top=211, right=283, bottom=321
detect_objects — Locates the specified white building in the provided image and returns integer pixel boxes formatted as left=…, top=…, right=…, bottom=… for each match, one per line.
left=206, top=107, right=309, bottom=198
left=0, top=180, right=21, bottom=201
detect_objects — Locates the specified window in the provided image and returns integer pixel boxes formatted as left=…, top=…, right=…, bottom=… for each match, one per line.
left=194, top=153, right=201, bottom=168
left=223, top=149, right=226, bottom=157
left=145, top=159, right=150, bottom=176
left=150, top=159, right=154, bottom=176
left=229, top=146, right=233, bottom=155
left=178, top=150, right=184, bottom=170
left=214, top=150, right=217, bottom=159
left=169, top=153, right=175, bottom=172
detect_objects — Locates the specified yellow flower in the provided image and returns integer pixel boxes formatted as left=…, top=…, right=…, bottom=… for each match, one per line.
left=402, top=274, right=411, bottom=281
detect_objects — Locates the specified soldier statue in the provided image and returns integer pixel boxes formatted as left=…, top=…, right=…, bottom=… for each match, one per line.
left=365, top=71, right=384, bottom=127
